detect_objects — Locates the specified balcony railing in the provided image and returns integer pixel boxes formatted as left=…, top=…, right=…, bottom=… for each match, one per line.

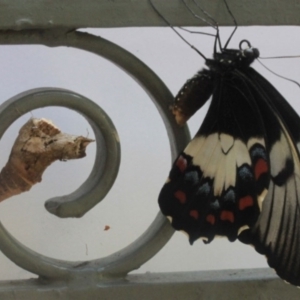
left=0, top=1, right=299, bottom=299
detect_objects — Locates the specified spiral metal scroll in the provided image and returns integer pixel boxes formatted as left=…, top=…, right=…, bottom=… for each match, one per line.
left=0, top=29, right=190, bottom=280
left=0, top=88, right=121, bottom=218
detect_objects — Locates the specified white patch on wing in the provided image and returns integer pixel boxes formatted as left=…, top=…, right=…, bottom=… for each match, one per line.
left=258, top=188, right=268, bottom=211
left=180, top=230, right=189, bottom=237
left=184, top=136, right=207, bottom=158
left=269, top=133, right=292, bottom=177
left=234, top=140, right=251, bottom=167
left=225, top=148, right=236, bottom=191
left=247, top=137, right=265, bottom=149
left=297, top=142, right=300, bottom=154
left=167, top=216, right=173, bottom=223
left=185, top=133, right=263, bottom=196
left=219, top=133, right=234, bottom=154
left=214, top=154, right=228, bottom=195
left=258, top=181, right=287, bottom=248
left=238, top=225, right=250, bottom=235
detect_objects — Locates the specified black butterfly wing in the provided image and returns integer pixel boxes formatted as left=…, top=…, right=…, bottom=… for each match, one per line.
left=159, top=70, right=270, bottom=244
left=247, top=68, right=300, bottom=144
left=237, top=68, right=300, bottom=286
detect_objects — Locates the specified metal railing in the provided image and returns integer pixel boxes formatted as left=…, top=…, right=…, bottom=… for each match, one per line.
left=0, top=1, right=299, bottom=299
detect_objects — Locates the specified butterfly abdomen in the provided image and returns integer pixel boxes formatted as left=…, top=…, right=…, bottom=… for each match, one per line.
left=171, top=69, right=214, bottom=125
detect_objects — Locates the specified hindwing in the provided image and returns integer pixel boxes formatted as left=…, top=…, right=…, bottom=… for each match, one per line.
left=237, top=68, right=300, bottom=286
left=159, top=70, right=270, bottom=244
left=159, top=51, right=300, bottom=286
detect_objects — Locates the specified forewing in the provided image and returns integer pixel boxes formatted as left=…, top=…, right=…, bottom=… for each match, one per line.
left=238, top=69, right=300, bottom=286
left=247, top=68, right=300, bottom=144
left=159, top=73, right=270, bottom=244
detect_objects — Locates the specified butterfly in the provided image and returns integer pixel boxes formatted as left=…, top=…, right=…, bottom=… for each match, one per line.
left=153, top=0, right=300, bottom=287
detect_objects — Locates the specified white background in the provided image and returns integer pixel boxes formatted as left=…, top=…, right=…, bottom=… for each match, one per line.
left=0, top=25, right=299, bottom=280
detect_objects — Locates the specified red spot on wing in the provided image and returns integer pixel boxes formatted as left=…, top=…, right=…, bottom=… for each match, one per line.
left=254, top=158, right=268, bottom=180
left=220, top=211, right=234, bottom=223
left=239, top=195, right=254, bottom=210
left=206, top=214, right=215, bottom=225
left=176, top=155, right=187, bottom=172
left=190, top=210, right=199, bottom=219
left=174, top=190, right=187, bottom=204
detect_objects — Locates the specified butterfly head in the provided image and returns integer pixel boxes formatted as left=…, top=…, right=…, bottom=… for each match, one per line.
left=238, top=39, right=260, bottom=65
left=206, top=40, right=259, bottom=73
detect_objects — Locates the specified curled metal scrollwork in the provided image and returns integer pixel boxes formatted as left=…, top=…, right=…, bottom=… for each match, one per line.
left=0, top=29, right=190, bottom=280
left=0, top=88, right=121, bottom=218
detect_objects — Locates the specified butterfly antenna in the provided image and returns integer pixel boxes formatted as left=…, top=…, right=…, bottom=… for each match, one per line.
left=182, top=0, right=223, bottom=52
left=149, top=0, right=207, bottom=60
left=178, top=26, right=216, bottom=37
left=174, top=1, right=217, bottom=37
left=260, top=55, right=300, bottom=59
left=192, top=0, right=218, bottom=26
left=223, top=0, right=238, bottom=49
left=257, top=59, right=300, bottom=88
left=192, top=0, right=223, bottom=52
left=182, top=0, right=216, bottom=29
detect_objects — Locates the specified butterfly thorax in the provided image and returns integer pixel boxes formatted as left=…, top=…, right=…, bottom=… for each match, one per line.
left=205, top=47, right=259, bottom=74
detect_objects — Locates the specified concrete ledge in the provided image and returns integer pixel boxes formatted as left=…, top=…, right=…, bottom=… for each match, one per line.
left=0, top=269, right=298, bottom=300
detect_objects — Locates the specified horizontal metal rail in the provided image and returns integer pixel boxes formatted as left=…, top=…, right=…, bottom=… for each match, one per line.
left=0, top=0, right=298, bottom=298
left=0, top=269, right=298, bottom=300
left=0, top=0, right=299, bottom=30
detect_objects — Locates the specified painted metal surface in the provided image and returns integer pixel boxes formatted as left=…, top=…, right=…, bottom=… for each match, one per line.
left=0, top=0, right=297, bottom=298
left=0, top=0, right=299, bottom=30
left=0, top=29, right=190, bottom=281
left=0, top=269, right=298, bottom=299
